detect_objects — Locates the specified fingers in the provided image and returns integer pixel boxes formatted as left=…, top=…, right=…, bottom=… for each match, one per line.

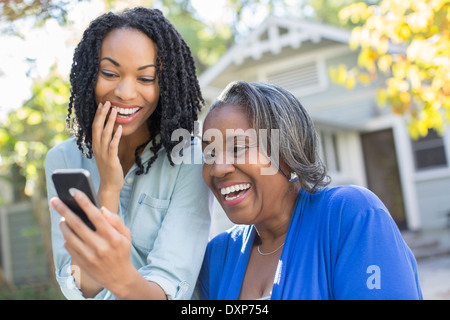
left=109, top=124, right=122, bottom=157
left=50, top=196, right=100, bottom=237
left=92, top=101, right=121, bottom=157
left=69, top=190, right=109, bottom=234
left=101, top=207, right=131, bottom=241
left=50, top=197, right=99, bottom=261
left=101, top=106, right=117, bottom=155
left=59, top=216, right=94, bottom=261
left=50, top=197, right=85, bottom=229
left=92, top=102, right=109, bottom=152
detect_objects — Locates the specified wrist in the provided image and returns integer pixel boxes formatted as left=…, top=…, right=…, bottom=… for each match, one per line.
left=110, top=267, right=143, bottom=300
left=109, top=267, right=167, bottom=300
left=98, top=183, right=122, bottom=196
left=97, top=187, right=121, bottom=212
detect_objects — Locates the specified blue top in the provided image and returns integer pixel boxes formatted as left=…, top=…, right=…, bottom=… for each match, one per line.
left=196, top=185, right=422, bottom=300
left=45, top=136, right=213, bottom=300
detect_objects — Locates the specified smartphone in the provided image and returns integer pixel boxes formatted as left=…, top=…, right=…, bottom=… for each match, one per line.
left=51, top=168, right=99, bottom=231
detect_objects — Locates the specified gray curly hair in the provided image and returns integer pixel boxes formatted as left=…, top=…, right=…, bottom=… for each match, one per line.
left=207, top=80, right=330, bottom=193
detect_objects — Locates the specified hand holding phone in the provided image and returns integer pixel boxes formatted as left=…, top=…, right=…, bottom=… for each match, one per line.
left=52, top=168, right=100, bottom=231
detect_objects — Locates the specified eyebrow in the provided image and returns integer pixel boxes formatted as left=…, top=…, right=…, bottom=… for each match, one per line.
left=100, top=57, right=156, bottom=70
left=202, top=134, right=251, bottom=144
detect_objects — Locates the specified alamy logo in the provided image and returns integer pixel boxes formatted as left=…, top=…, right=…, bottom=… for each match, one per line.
left=170, top=124, right=281, bottom=175
left=366, top=265, right=381, bottom=289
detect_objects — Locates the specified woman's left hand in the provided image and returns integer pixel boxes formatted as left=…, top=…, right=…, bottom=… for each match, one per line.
left=50, top=189, right=134, bottom=296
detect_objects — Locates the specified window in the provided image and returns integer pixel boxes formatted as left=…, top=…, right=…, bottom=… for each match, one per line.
left=320, top=130, right=340, bottom=173
left=266, top=58, right=327, bottom=97
left=412, top=129, right=448, bottom=170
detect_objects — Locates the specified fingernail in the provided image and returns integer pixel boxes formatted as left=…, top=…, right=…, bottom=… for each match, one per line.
left=69, top=188, right=80, bottom=198
left=50, top=197, right=61, bottom=208
left=101, top=206, right=113, bottom=216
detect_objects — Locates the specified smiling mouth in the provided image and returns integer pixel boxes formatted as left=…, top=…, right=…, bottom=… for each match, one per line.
left=112, top=106, right=142, bottom=118
left=220, top=183, right=251, bottom=201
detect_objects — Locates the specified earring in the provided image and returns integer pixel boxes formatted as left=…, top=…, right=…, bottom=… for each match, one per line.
left=289, top=172, right=298, bottom=182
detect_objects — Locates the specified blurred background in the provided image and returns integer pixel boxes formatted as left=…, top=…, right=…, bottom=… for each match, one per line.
left=0, top=0, right=449, bottom=299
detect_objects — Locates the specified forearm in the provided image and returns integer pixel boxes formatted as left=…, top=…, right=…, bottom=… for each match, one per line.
left=71, top=257, right=104, bottom=298
left=109, top=267, right=167, bottom=300
left=97, top=186, right=120, bottom=213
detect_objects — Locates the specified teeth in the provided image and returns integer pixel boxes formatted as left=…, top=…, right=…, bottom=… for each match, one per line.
left=220, top=183, right=251, bottom=196
left=112, top=106, right=141, bottom=115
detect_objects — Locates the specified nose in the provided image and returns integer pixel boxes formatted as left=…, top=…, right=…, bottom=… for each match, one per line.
left=114, top=77, right=138, bottom=101
left=208, top=155, right=235, bottom=178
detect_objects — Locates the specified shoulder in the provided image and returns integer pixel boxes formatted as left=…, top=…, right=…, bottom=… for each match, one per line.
left=303, top=184, right=386, bottom=214
left=325, top=185, right=387, bottom=211
left=46, top=136, right=77, bottom=156
left=303, top=185, right=391, bottom=232
left=206, top=225, right=250, bottom=257
left=45, top=137, right=80, bottom=169
left=319, top=185, right=394, bottom=235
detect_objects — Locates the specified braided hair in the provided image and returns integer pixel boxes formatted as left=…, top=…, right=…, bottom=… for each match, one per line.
left=67, top=7, right=203, bottom=174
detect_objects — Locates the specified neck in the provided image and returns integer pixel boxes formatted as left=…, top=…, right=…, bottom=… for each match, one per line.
left=254, top=188, right=299, bottom=249
left=254, top=223, right=288, bottom=250
left=117, top=128, right=151, bottom=174
left=119, top=126, right=151, bottom=153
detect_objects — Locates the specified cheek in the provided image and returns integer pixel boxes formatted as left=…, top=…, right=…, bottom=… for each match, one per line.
left=202, top=165, right=211, bottom=186
left=94, top=78, right=108, bottom=103
left=142, top=84, right=160, bottom=105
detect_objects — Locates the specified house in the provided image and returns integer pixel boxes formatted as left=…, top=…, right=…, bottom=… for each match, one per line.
left=199, top=15, right=450, bottom=235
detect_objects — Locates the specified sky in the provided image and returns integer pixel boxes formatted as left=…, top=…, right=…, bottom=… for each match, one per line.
left=0, top=0, right=230, bottom=120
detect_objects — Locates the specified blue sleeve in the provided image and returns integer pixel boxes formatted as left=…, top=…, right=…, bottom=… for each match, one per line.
left=196, top=231, right=230, bottom=300
left=330, top=186, right=422, bottom=300
left=195, top=228, right=242, bottom=300
left=195, top=241, right=212, bottom=300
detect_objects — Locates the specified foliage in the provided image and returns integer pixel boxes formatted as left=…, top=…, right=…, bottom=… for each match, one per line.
left=0, top=65, right=70, bottom=293
left=105, top=0, right=295, bottom=71
left=306, top=0, right=379, bottom=28
left=329, top=0, right=450, bottom=139
left=0, top=0, right=81, bottom=36
left=155, top=0, right=233, bottom=73
left=0, top=283, right=64, bottom=300
left=0, top=66, right=71, bottom=201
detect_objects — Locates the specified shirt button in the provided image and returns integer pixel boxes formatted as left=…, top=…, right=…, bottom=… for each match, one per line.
left=126, top=177, right=133, bottom=184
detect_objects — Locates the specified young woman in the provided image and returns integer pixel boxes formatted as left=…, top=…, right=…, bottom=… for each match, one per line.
left=196, top=81, right=422, bottom=300
left=45, top=7, right=212, bottom=300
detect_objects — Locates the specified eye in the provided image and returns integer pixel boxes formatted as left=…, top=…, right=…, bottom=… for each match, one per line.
left=138, top=77, right=156, bottom=83
left=233, top=145, right=247, bottom=155
left=100, top=70, right=118, bottom=78
left=203, top=149, right=215, bottom=161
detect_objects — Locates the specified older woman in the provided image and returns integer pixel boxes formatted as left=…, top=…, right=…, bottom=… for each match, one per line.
left=197, top=81, right=422, bottom=300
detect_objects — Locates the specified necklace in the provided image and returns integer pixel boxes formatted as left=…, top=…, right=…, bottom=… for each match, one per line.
left=257, top=243, right=284, bottom=256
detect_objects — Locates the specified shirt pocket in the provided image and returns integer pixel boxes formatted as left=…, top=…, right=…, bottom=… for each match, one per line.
left=130, top=193, right=170, bottom=252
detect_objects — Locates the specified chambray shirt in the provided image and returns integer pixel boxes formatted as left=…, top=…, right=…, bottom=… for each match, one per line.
left=45, top=136, right=212, bottom=300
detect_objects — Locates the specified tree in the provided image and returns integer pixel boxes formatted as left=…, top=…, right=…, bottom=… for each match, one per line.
left=330, top=0, right=450, bottom=139
left=0, top=0, right=82, bottom=36
left=304, top=0, right=379, bottom=28
left=0, top=66, right=71, bottom=288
